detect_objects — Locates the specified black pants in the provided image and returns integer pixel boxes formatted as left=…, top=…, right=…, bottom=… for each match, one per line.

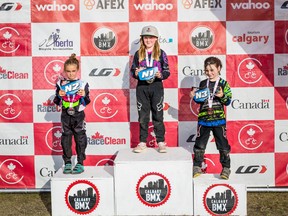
left=193, top=125, right=231, bottom=168
left=61, top=110, right=87, bottom=165
left=136, top=82, right=165, bottom=143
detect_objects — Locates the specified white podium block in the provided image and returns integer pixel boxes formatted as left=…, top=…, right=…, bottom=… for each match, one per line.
left=193, top=174, right=247, bottom=216
left=114, top=147, right=193, bottom=216
left=51, top=166, right=114, bottom=216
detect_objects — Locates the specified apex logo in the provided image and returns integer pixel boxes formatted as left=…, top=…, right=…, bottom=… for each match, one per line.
left=235, top=165, right=267, bottom=174
left=0, top=2, right=22, bottom=11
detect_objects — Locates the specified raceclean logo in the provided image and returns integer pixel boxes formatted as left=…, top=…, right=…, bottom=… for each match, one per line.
left=0, top=66, right=28, bottom=80
left=134, top=0, right=173, bottom=10
left=88, top=131, right=126, bottom=145
left=230, top=0, right=270, bottom=9
left=277, top=64, right=288, bottom=76
left=35, top=0, right=75, bottom=11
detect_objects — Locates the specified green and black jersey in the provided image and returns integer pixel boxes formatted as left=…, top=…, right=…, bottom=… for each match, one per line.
left=194, top=78, right=232, bottom=127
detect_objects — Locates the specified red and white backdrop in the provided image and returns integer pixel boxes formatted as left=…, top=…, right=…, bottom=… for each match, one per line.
left=0, top=0, right=288, bottom=190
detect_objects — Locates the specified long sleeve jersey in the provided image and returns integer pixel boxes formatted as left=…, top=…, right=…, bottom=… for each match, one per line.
left=194, top=78, right=232, bottom=127
left=130, top=49, right=170, bottom=85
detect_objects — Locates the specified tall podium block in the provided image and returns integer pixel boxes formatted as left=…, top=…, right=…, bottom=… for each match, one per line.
left=114, top=147, right=193, bottom=216
left=193, top=174, right=247, bottom=216
left=51, top=166, right=114, bottom=216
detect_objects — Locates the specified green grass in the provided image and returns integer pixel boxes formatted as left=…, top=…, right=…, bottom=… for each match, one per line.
left=0, top=192, right=288, bottom=215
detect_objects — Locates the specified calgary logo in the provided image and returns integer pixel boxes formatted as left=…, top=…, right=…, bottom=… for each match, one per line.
left=0, top=159, right=24, bottom=184
left=35, top=0, right=75, bottom=11
left=0, top=93, right=22, bottom=120
left=39, top=29, right=74, bottom=51
left=37, top=98, right=61, bottom=113
left=232, top=31, right=269, bottom=45
left=237, top=58, right=263, bottom=84
left=88, top=132, right=126, bottom=145
left=0, top=27, right=21, bottom=53
left=0, top=2, right=22, bottom=11
left=203, top=184, right=238, bottom=215
left=238, top=124, right=264, bottom=150
left=134, top=0, right=173, bottom=11
left=92, top=27, right=116, bottom=51
left=0, top=66, right=28, bottom=80
left=190, top=26, right=214, bottom=50
left=44, top=60, right=65, bottom=86
left=136, top=172, right=171, bottom=207
left=65, top=180, right=100, bottom=215
left=45, top=126, right=63, bottom=152
left=93, top=93, right=118, bottom=119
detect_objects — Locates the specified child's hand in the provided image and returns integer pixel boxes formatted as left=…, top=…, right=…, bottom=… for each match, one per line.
left=59, top=90, right=66, bottom=97
left=215, top=86, right=224, bottom=98
left=77, top=89, right=85, bottom=97
left=189, top=87, right=196, bottom=98
left=135, top=67, right=145, bottom=77
left=155, top=71, right=162, bottom=79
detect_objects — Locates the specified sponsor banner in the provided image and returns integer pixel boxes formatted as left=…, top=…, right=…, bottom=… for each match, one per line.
left=32, top=56, right=68, bottom=90
left=275, top=153, right=288, bottom=186
left=0, top=57, right=32, bottom=90
left=0, top=24, right=31, bottom=56
left=35, top=155, right=63, bottom=189
left=231, top=153, right=275, bottom=186
left=80, top=0, right=128, bottom=22
left=33, top=90, right=61, bottom=123
left=226, top=21, right=274, bottom=54
left=227, top=0, right=274, bottom=21
left=0, top=1, right=31, bottom=23
left=0, top=90, right=33, bottom=123
left=130, top=122, right=178, bottom=148
left=31, top=23, right=80, bottom=56
left=274, top=54, right=288, bottom=87
left=86, top=122, right=130, bottom=155
left=129, top=22, right=178, bottom=56
left=0, top=156, right=35, bottom=188
left=86, top=89, right=130, bottom=122
left=226, top=54, right=274, bottom=87
left=34, top=122, right=65, bottom=155
left=0, top=123, right=34, bottom=155
left=275, top=21, right=288, bottom=54
left=178, top=0, right=226, bottom=21
left=81, top=56, right=130, bottom=89
left=274, top=120, right=288, bottom=153
left=178, top=55, right=226, bottom=88
left=274, top=87, right=288, bottom=120
left=274, top=0, right=288, bottom=21
left=227, top=87, right=274, bottom=120
left=178, top=21, right=226, bottom=55
left=228, top=120, right=274, bottom=153
left=129, top=0, right=177, bottom=22
left=178, top=89, right=199, bottom=121
left=80, top=22, right=129, bottom=56
left=85, top=155, right=116, bottom=166
left=31, top=0, right=79, bottom=23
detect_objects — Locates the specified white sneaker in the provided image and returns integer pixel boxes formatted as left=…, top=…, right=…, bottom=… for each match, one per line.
left=133, top=142, right=147, bottom=153
left=158, top=142, right=167, bottom=153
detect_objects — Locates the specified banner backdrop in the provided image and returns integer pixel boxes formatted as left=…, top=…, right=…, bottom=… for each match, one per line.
left=0, top=0, right=288, bottom=190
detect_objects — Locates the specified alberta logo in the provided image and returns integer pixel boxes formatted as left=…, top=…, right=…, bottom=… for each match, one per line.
left=136, top=172, right=171, bottom=207
left=203, top=184, right=238, bottom=215
left=65, top=180, right=100, bottom=215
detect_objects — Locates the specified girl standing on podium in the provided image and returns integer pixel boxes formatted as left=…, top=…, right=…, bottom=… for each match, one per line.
left=130, top=25, right=170, bottom=153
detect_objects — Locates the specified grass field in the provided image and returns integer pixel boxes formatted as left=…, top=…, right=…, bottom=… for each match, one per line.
left=0, top=191, right=288, bottom=215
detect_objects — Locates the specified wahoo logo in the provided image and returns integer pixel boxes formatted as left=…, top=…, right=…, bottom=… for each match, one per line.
left=0, top=2, right=22, bottom=11
left=230, top=0, right=270, bottom=9
left=35, top=0, right=75, bottom=11
left=138, top=67, right=157, bottom=81
left=194, top=88, right=210, bottom=103
left=134, top=0, right=173, bottom=11
left=61, top=80, right=82, bottom=95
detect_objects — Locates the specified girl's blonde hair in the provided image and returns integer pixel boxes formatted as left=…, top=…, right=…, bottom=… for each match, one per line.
left=64, top=53, right=79, bottom=71
left=138, top=37, right=160, bottom=62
